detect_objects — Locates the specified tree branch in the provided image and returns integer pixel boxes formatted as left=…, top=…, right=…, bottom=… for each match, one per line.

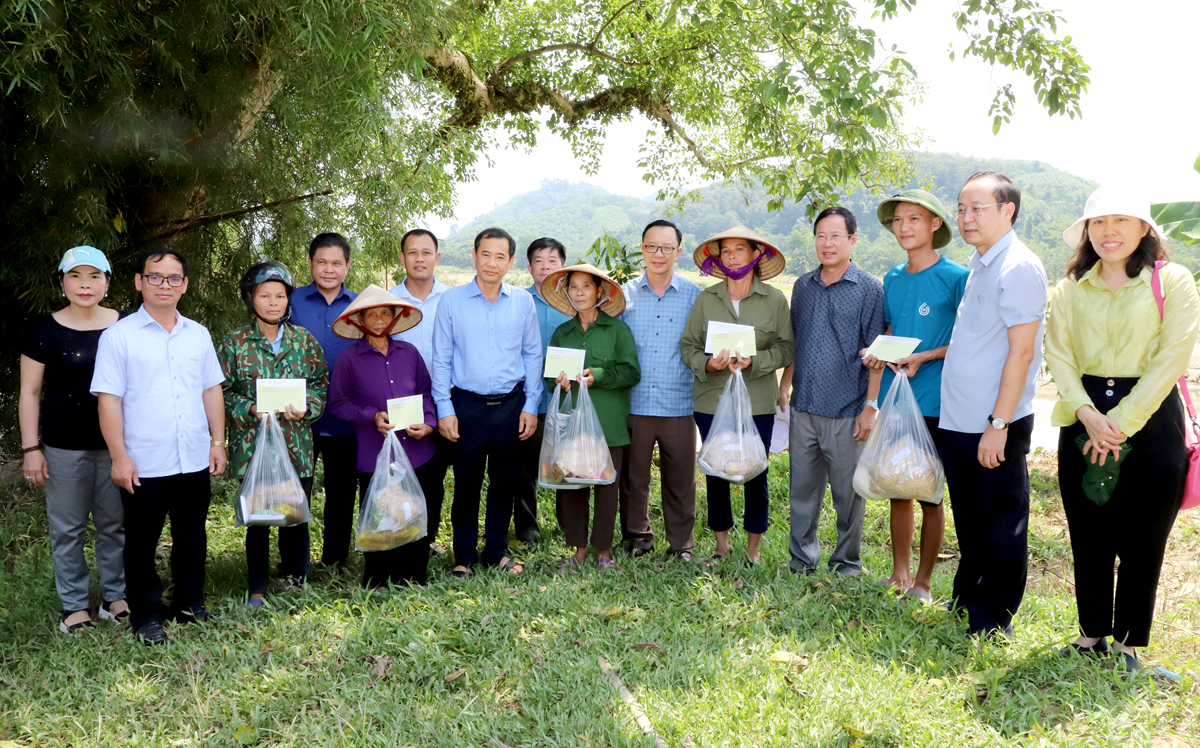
left=492, top=43, right=650, bottom=79
left=590, top=0, right=639, bottom=47
left=143, top=189, right=334, bottom=243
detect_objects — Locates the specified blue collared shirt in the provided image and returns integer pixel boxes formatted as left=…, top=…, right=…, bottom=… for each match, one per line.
left=525, top=283, right=572, bottom=414
left=289, top=282, right=358, bottom=437
left=431, top=278, right=544, bottom=418
left=620, top=272, right=701, bottom=417
left=388, top=277, right=450, bottom=371
left=790, top=261, right=886, bottom=419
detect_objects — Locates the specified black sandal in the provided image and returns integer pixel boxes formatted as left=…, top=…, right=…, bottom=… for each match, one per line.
left=100, top=601, right=130, bottom=624
left=451, top=566, right=473, bottom=579
left=59, top=611, right=96, bottom=635
left=497, top=557, right=523, bottom=574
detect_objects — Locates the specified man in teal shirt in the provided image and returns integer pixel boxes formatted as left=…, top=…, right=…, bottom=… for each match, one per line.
left=862, top=189, right=968, bottom=601
left=517, top=237, right=570, bottom=543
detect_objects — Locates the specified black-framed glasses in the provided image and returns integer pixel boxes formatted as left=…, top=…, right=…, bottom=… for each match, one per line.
left=639, top=243, right=678, bottom=256
left=141, top=274, right=185, bottom=288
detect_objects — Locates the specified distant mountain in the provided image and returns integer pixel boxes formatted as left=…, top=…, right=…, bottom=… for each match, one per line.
left=437, top=153, right=1200, bottom=280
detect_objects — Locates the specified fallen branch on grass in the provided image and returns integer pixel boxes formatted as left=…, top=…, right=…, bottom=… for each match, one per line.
left=598, top=657, right=669, bottom=748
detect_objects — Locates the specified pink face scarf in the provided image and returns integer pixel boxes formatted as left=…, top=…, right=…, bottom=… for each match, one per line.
left=700, top=246, right=772, bottom=279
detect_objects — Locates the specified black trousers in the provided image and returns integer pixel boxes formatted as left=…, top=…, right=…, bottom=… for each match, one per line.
left=356, top=459, right=445, bottom=587
left=246, top=476, right=313, bottom=594
left=1060, top=376, right=1187, bottom=647
left=936, top=415, right=1033, bottom=635
left=120, top=469, right=211, bottom=628
left=450, top=386, right=523, bottom=567
left=313, top=433, right=359, bottom=567
left=514, top=414, right=546, bottom=541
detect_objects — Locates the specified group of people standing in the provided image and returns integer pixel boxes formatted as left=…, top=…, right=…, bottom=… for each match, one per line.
left=18, top=172, right=1197, bottom=672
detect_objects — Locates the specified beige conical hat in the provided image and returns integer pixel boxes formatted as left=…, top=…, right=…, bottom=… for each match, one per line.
left=693, top=226, right=786, bottom=280
left=540, top=263, right=627, bottom=318
left=333, top=284, right=422, bottom=339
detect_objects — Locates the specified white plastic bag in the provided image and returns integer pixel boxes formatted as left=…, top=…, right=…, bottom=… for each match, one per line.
left=236, top=413, right=312, bottom=527
left=543, top=380, right=615, bottom=486
left=355, top=430, right=429, bottom=551
left=537, top=383, right=574, bottom=489
left=852, top=372, right=945, bottom=504
left=697, top=369, right=769, bottom=485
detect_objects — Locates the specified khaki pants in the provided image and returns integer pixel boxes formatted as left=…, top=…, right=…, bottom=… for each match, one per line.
left=619, top=415, right=697, bottom=554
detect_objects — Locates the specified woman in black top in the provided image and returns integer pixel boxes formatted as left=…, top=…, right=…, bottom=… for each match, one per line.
left=19, top=247, right=128, bottom=634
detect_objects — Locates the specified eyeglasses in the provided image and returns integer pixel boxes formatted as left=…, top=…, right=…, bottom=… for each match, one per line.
left=142, top=274, right=185, bottom=288
left=957, top=203, right=1002, bottom=218
left=814, top=233, right=849, bottom=243
left=639, top=244, right=678, bottom=256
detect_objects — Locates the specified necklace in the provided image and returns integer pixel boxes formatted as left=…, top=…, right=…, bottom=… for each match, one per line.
left=66, top=305, right=103, bottom=331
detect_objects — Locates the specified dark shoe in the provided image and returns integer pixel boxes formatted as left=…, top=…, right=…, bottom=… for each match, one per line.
left=1118, top=652, right=1142, bottom=673
left=59, top=611, right=97, bottom=635
left=629, top=547, right=652, bottom=559
left=514, top=529, right=540, bottom=545
left=676, top=551, right=694, bottom=563
left=135, top=620, right=168, bottom=646
left=1059, top=638, right=1110, bottom=658
left=451, top=566, right=473, bottom=579
left=174, top=603, right=218, bottom=624
left=99, top=601, right=130, bottom=624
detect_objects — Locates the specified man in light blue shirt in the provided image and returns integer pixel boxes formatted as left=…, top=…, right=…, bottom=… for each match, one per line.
left=618, top=220, right=702, bottom=559
left=516, top=237, right=569, bottom=543
left=432, top=227, right=543, bottom=576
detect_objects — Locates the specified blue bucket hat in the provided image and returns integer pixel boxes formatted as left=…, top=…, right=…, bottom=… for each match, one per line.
left=58, top=246, right=113, bottom=275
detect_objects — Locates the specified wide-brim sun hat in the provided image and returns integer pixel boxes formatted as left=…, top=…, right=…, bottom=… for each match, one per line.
left=876, top=189, right=954, bottom=250
left=1063, top=186, right=1167, bottom=248
left=333, top=284, right=422, bottom=339
left=693, top=226, right=786, bottom=281
left=541, top=263, right=626, bottom=317
left=58, top=246, right=112, bottom=275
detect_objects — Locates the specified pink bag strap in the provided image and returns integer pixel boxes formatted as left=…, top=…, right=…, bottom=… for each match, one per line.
left=1151, top=261, right=1198, bottom=426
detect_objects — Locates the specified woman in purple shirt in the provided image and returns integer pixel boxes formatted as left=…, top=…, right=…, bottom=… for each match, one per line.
left=327, top=285, right=440, bottom=588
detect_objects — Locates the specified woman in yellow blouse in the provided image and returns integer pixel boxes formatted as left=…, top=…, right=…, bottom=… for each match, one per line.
left=1045, top=188, right=1200, bottom=673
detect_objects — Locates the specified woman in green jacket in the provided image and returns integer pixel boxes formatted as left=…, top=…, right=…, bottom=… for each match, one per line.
left=542, top=264, right=641, bottom=570
left=681, top=227, right=795, bottom=565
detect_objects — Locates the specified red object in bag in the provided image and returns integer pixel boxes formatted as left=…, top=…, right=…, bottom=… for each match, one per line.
left=1151, top=261, right=1200, bottom=511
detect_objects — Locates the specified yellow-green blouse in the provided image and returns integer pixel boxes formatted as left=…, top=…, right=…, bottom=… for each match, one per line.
left=1044, top=261, right=1200, bottom=436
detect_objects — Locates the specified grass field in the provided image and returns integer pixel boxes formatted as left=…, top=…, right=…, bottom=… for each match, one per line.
left=1, top=450, right=1198, bottom=747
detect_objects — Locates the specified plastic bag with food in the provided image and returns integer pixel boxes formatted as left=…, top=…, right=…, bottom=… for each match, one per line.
left=236, top=413, right=312, bottom=527
left=697, top=369, right=769, bottom=485
left=547, top=380, right=615, bottom=486
left=852, top=371, right=945, bottom=505
left=537, top=383, right=576, bottom=489
left=355, top=430, right=429, bottom=551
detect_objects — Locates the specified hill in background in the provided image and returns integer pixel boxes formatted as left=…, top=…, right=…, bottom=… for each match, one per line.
left=438, top=152, right=1199, bottom=281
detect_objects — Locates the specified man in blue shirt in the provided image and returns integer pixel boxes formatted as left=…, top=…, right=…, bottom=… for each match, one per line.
left=861, top=190, right=968, bottom=602
left=433, top=227, right=543, bottom=577
left=618, top=220, right=702, bottom=560
left=779, top=207, right=885, bottom=576
left=288, top=232, right=359, bottom=573
left=517, top=237, right=569, bottom=543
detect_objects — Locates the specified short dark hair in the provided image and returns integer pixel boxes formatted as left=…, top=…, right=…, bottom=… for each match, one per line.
left=526, top=237, right=566, bottom=265
left=642, top=219, right=683, bottom=246
left=474, top=227, right=515, bottom=257
left=401, top=228, right=439, bottom=253
left=813, top=207, right=858, bottom=236
left=963, top=171, right=1022, bottom=222
left=137, top=247, right=190, bottom=277
left=308, top=232, right=351, bottom=262
left=1066, top=223, right=1166, bottom=281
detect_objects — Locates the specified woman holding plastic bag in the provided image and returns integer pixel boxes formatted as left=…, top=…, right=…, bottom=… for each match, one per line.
left=217, top=262, right=328, bottom=609
left=681, top=227, right=794, bottom=564
left=327, top=285, right=441, bottom=588
left=541, top=264, right=640, bottom=570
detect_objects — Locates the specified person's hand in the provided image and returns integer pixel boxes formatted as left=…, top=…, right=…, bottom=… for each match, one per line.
left=1077, top=406, right=1127, bottom=466
left=518, top=411, right=538, bottom=441
left=859, top=348, right=887, bottom=371
left=283, top=403, right=306, bottom=422
left=890, top=351, right=926, bottom=378
left=853, top=406, right=877, bottom=442
left=23, top=450, right=49, bottom=489
left=250, top=403, right=263, bottom=421
left=406, top=423, right=433, bottom=440
left=977, top=426, right=1008, bottom=469
left=777, top=387, right=790, bottom=411
left=705, top=349, right=731, bottom=373
left=112, top=454, right=140, bottom=493
left=556, top=371, right=572, bottom=393
left=209, top=445, right=226, bottom=476
left=728, top=354, right=752, bottom=373
left=438, top=415, right=460, bottom=442
left=578, top=368, right=595, bottom=387
left=374, top=411, right=392, bottom=435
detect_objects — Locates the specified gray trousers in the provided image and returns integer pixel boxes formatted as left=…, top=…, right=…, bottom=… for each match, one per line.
left=787, top=411, right=865, bottom=575
left=44, top=446, right=126, bottom=611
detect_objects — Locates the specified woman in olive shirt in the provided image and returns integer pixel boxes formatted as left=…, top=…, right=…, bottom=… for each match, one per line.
left=543, top=264, right=641, bottom=570
left=681, top=227, right=795, bottom=565
left=1045, top=188, right=1200, bottom=672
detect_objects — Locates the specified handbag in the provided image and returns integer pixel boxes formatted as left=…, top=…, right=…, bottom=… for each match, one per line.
left=1150, top=260, right=1200, bottom=511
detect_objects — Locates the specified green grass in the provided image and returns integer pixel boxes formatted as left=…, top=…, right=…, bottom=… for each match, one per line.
left=1, top=450, right=1198, bottom=747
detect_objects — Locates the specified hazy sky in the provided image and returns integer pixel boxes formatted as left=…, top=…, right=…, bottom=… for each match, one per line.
left=424, top=0, right=1200, bottom=237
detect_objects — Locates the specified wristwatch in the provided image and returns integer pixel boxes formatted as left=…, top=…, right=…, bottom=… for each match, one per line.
left=988, top=415, right=1009, bottom=431
left=864, top=399, right=879, bottom=411
left=211, top=439, right=227, bottom=448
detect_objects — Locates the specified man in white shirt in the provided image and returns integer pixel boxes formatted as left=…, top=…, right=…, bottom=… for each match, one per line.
left=92, top=248, right=226, bottom=646
left=938, top=172, right=1048, bottom=639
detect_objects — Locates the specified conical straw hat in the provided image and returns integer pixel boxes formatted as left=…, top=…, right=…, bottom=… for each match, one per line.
left=693, top=226, right=786, bottom=280
left=333, top=284, right=422, bottom=339
left=540, top=263, right=627, bottom=317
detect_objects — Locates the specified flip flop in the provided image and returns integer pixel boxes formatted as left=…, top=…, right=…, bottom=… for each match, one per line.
left=557, top=557, right=581, bottom=570
left=451, top=567, right=473, bottom=579
left=597, top=557, right=617, bottom=571
left=497, top=557, right=523, bottom=574
left=903, top=587, right=932, bottom=604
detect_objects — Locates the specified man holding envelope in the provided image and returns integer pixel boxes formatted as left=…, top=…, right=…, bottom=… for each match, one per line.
left=860, top=190, right=968, bottom=602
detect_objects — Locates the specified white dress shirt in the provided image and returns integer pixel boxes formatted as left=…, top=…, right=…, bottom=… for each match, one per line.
left=90, top=305, right=225, bottom=478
